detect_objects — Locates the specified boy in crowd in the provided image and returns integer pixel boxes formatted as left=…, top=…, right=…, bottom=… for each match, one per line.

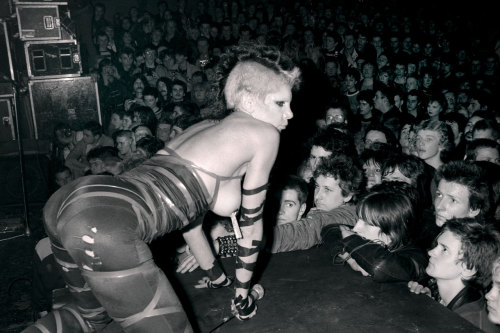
left=276, top=175, right=309, bottom=226
left=414, top=161, right=491, bottom=252
left=271, top=155, right=363, bottom=253
left=409, top=218, right=500, bottom=332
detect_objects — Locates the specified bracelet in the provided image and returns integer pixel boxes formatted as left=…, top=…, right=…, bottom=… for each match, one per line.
left=217, top=235, right=238, bottom=257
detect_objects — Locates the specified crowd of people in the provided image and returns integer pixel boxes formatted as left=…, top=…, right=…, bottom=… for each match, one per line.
left=28, top=0, right=500, bottom=332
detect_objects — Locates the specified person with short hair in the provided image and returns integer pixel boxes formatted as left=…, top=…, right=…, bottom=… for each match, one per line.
left=86, top=146, right=119, bottom=175
left=414, top=160, right=492, bottom=252
left=276, top=175, right=309, bottom=226
left=466, top=139, right=500, bottom=165
left=472, top=119, right=500, bottom=142
left=415, top=120, right=454, bottom=170
left=409, top=218, right=500, bottom=332
left=53, top=165, right=73, bottom=191
left=114, top=129, right=135, bottom=160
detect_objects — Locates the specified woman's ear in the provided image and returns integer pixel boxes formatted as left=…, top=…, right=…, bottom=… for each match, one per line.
left=239, top=91, right=256, bottom=115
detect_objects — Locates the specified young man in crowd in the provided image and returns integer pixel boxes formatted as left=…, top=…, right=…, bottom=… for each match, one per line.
left=276, top=175, right=309, bottom=226
left=271, top=155, right=363, bottom=253
left=409, top=218, right=500, bottom=332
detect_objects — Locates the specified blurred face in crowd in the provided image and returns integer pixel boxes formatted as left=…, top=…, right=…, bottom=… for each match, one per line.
left=363, top=159, right=382, bottom=190
left=308, top=146, right=332, bottom=172
left=89, top=158, right=106, bottom=175
left=364, top=130, right=387, bottom=150
left=325, top=108, right=346, bottom=126
left=55, top=169, right=73, bottom=187
left=116, top=135, right=134, bottom=156
left=486, top=261, right=500, bottom=324
left=416, top=129, right=441, bottom=161
left=474, top=147, right=500, bottom=165
left=171, top=84, right=185, bottom=102
left=83, top=130, right=99, bottom=145
left=325, top=61, right=338, bottom=77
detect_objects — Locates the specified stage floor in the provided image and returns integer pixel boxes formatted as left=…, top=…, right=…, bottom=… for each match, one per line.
left=172, top=246, right=483, bottom=333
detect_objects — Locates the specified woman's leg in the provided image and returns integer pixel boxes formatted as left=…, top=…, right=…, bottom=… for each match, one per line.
left=27, top=178, right=193, bottom=332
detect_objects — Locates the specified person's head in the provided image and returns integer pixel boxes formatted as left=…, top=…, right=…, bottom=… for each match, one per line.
left=324, top=59, right=339, bottom=77
left=354, top=183, right=415, bottom=250
left=135, top=135, right=164, bottom=159
left=382, top=153, right=426, bottom=186
left=415, top=120, right=454, bottom=165
left=361, top=148, right=394, bottom=190
left=171, top=79, right=187, bottom=102
left=222, top=43, right=301, bottom=129
left=406, top=89, right=422, bottom=113
left=53, top=122, right=74, bottom=146
left=405, top=76, right=419, bottom=92
left=472, top=119, right=500, bottom=142
left=143, top=86, right=159, bottom=110
left=466, top=139, right=500, bottom=165
left=357, top=90, right=374, bottom=119
left=342, top=68, right=360, bottom=92
left=399, top=119, right=418, bottom=153
left=82, top=121, right=103, bottom=145
left=467, top=90, right=492, bottom=115
left=96, top=31, right=109, bottom=49
left=307, top=126, right=358, bottom=172
left=427, top=218, right=500, bottom=288
left=420, top=67, right=435, bottom=89
left=426, top=93, right=447, bottom=121
left=118, top=47, right=135, bottom=68
left=324, top=102, right=349, bottom=127
left=192, top=82, right=209, bottom=105
left=277, top=175, right=309, bottom=225
left=87, top=146, right=119, bottom=175
left=373, top=85, right=395, bottom=112
left=486, top=256, right=500, bottom=324
left=132, top=124, right=153, bottom=142
left=132, top=105, right=158, bottom=135
left=313, top=155, right=363, bottom=210
left=364, top=124, right=398, bottom=151
left=464, top=111, right=493, bottom=142
left=441, top=112, right=467, bottom=147
left=434, top=161, right=490, bottom=227
left=122, top=111, right=134, bottom=130
left=54, top=165, right=73, bottom=187
left=114, top=129, right=135, bottom=157
left=156, top=77, right=171, bottom=101
left=132, top=74, right=148, bottom=94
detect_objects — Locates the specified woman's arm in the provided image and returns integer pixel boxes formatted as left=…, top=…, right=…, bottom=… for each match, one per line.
left=233, top=128, right=279, bottom=318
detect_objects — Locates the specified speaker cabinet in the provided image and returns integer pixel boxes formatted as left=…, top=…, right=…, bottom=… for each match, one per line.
left=28, top=76, right=101, bottom=140
left=0, top=153, right=49, bottom=206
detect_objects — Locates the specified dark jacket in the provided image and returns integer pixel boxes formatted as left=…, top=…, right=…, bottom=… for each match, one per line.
left=322, top=225, right=428, bottom=283
left=429, top=280, right=500, bottom=333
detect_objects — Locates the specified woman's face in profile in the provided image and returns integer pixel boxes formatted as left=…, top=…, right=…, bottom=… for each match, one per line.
left=249, top=83, right=293, bottom=131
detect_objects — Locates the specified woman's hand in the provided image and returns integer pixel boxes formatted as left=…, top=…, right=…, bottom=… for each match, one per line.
left=408, top=281, right=432, bottom=297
